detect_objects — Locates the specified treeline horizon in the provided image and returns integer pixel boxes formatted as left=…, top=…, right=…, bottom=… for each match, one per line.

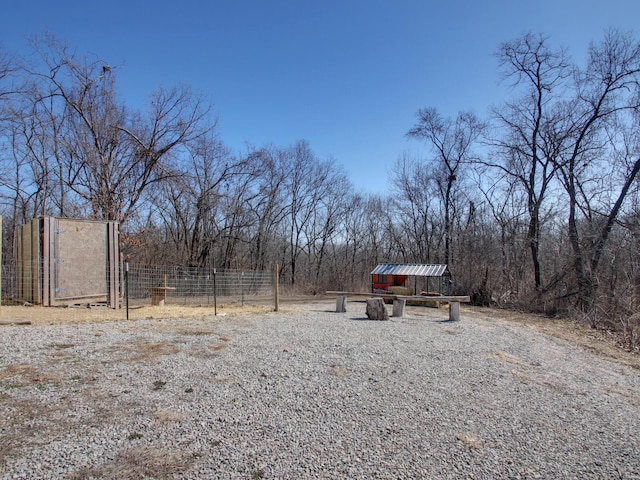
left=1, top=31, right=639, bottom=340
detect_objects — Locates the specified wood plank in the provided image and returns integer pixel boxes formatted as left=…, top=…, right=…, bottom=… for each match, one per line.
left=31, top=218, right=41, bottom=304
left=43, top=217, right=55, bottom=306
left=398, top=295, right=471, bottom=303
left=325, top=291, right=397, bottom=299
left=107, top=221, right=119, bottom=309
left=325, top=291, right=470, bottom=303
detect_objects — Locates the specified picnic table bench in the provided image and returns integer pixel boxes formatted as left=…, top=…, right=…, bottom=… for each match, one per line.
left=325, top=291, right=471, bottom=321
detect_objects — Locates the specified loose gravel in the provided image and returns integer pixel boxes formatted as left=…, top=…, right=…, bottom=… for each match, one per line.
left=1, top=301, right=639, bottom=479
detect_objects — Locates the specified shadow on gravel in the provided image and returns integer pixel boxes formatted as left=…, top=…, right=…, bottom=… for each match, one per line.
left=349, top=316, right=400, bottom=322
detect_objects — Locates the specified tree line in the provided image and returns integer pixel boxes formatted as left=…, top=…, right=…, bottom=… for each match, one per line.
left=1, top=32, right=639, bottom=338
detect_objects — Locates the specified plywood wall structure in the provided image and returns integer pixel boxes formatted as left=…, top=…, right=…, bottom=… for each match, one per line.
left=15, top=217, right=121, bottom=308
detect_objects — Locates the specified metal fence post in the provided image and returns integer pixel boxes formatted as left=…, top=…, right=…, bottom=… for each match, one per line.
left=125, top=262, right=129, bottom=320
left=213, top=268, right=217, bottom=315
left=241, top=271, right=245, bottom=307
left=274, top=263, right=279, bottom=312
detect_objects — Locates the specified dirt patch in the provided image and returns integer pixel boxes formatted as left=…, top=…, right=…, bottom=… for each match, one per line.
left=456, top=432, right=485, bottom=449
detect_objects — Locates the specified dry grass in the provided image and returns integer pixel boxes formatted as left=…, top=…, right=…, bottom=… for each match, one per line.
left=69, top=446, right=193, bottom=480
left=328, top=365, right=350, bottom=377
left=127, top=342, right=182, bottom=362
left=456, top=432, right=485, bottom=449
left=468, top=306, right=640, bottom=370
left=154, top=408, right=187, bottom=423
left=0, top=303, right=275, bottom=326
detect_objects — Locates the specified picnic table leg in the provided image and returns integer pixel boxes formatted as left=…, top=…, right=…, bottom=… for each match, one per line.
left=392, top=298, right=406, bottom=317
left=336, top=295, right=347, bottom=313
left=449, top=302, right=461, bottom=321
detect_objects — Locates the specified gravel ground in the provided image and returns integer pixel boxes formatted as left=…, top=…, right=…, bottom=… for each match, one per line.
left=1, top=300, right=639, bottom=479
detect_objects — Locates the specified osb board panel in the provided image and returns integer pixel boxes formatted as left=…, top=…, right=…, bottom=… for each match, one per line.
left=16, top=218, right=40, bottom=303
left=55, top=219, right=107, bottom=300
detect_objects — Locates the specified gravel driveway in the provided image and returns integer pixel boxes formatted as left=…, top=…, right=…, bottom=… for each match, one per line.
left=1, top=301, right=639, bottom=479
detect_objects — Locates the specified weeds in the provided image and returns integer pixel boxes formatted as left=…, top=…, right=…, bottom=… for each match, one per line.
left=620, top=313, right=640, bottom=352
left=152, top=380, right=166, bottom=391
left=251, top=469, right=265, bottom=479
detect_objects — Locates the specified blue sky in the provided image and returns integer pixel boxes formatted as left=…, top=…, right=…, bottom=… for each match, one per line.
left=2, top=0, right=639, bottom=194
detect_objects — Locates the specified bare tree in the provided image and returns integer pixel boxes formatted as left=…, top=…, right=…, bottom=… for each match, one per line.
left=407, top=108, right=485, bottom=266
left=304, top=160, right=351, bottom=289
left=473, top=167, right=530, bottom=302
left=148, top=130, right=237, bottom=266
left=554, top=29, right=640, bottom=311
left=282, top=140, right=325, bottom=286
left=487, top=33, right=571, bottom=294
left=0, top=45, right=20, bottom=120
left=391, top=152, right=439, bottom=262
left=24, top=34, right=212, bottom=224
left=244, top=146, right=289, bottom=271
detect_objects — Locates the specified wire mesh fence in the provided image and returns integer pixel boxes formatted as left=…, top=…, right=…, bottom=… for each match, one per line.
left=125, top=264, right=274, bottom=307
left=2, top=261, right=275, bottom=308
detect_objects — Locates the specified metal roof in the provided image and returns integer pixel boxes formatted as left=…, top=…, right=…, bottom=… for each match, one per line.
left=371, top=264, right=448, bottom=277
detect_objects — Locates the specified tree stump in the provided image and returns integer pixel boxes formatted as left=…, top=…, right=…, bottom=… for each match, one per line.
left=336, top=295, right=347, bottom=313
left=392, top=298, right=406, bottom=317
left=366, top=298, right=389, bottom=321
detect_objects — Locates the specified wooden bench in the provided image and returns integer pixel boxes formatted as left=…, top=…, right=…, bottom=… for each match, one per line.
left=326, top=291, right=471, bottom=321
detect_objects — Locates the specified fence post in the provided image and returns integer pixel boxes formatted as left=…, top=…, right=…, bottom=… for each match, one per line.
left=213, top=268, right=217, bottom=315
left=125, top=262, right=129, bottom=320
left=241, top=271, right=244, bottom=306
left=274, top=263, right=279, bottom=312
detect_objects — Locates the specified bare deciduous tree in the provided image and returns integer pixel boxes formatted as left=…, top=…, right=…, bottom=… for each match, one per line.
left=406, top=108, right=485, bottom=267
left=391, top=152, right=439, bottom=262
left=24, top=34, right=212, bottom=224
left=554, top=29, right=640, bottom=311
left=487, top=33, right=570, bottom=294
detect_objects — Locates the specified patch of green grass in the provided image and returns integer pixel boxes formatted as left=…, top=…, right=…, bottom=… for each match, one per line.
left=252, top=469, right=265, bottom=479
left=1, top=382, right=24, bottom=389
left=152, top=380, right=166, bottom=391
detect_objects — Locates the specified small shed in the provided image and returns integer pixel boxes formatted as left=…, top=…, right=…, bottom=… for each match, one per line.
left=371, top=263, right=451, bottom=295
left=15, top=216, right=121, bottom=308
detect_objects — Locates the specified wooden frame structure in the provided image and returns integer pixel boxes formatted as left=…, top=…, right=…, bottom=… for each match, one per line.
left=15, top=217, right=121, bottom=308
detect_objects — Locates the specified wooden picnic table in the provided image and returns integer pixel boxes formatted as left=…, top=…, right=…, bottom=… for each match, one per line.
left=325, top=291, right=471, bottom=321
